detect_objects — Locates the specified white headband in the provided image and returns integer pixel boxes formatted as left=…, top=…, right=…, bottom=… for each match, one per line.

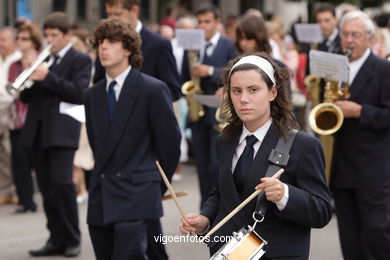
left=229, top=55, right=276, bottom=85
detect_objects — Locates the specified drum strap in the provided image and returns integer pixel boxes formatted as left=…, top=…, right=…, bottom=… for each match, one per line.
left=254, top=129, right=298, bottom=220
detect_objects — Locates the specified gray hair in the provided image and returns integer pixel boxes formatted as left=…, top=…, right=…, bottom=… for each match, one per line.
left=340, top=10, right=375, bottom=36
left=0, top=26, right=17, bottom=39
left=175, top=15, right=197, bottom=29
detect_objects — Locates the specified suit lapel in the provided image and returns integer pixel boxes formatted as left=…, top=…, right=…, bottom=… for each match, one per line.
left=350, top=52, right=375, bottom=100
left=92, top=80, right=110, bottom=157
left=99, top=69, right=141, bottom=169
left=52, top=47, right=74, bottom=72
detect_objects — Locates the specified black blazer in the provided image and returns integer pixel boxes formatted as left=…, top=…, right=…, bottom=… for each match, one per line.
left=201, top=125, right=331, bottom=259
left=331, top=52, right=390, bottom=188
left=318, top=33, right=342, bottom=54
left=83, top=68, right=181, bottom=226
left=20, top=47, right=92, bottom=149
left=94, top=26, right=181, bottom=101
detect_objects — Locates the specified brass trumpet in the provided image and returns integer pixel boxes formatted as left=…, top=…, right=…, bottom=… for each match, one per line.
left=181, top=50, right=205, bottom=122
left=6, top=44, right=52, bottom=96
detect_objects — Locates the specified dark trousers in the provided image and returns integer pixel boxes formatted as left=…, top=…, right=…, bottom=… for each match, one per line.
left=146, top=218, right=168, bottom=260
left=9, top=129, right=35, bottom=209
left=33, top=140, right=80, bottom=246
left=190, top=121, right=219, bottom=208
left=89, top=220, right=147, bottom=260
left=333, top=187, right=390, bottom=260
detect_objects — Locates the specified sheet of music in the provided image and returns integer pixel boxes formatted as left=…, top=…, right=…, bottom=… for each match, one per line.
left=175, top=29, right=205, bottom=50
left=294, top=24, right=323, bottom=44
left=309, top=50, right=349, bottom=82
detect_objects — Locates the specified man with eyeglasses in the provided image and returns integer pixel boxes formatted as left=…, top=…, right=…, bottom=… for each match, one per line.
left=330, top=10, right=390, bottom=260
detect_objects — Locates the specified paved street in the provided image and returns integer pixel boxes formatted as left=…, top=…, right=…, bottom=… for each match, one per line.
left=0, top=163, right=343, bottom=260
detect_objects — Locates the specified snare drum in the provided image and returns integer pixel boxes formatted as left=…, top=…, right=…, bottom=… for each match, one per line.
left=210, top=226, right=268, bottom=260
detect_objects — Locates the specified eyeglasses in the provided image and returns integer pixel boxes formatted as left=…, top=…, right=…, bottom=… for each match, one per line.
left=340, top=31, right=365, bottom=39
left=16, top=36, right=32, bottom=41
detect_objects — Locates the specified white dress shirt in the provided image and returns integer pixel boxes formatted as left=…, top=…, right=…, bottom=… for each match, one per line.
left=349, top=48, right=370, bottom=85
left=106, top=66, right=131, bottom=100
left=232, top=119, right=289, bottom=211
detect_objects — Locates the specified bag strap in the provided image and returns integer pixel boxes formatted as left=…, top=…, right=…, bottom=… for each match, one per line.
left=254, top=129, right=298, bottom=221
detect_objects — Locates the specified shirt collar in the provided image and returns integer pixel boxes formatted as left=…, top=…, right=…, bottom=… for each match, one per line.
left=55, top=43, right=72, bottom=59
left=135, top=20, right=142, bottom=33
left=349, top=48, right=370, bottom=66
left=208, top=31, right=221, bottom=47
left=328, top=28, right=338, bottom=42
left=106, top=66, right=132, bottom=91
left=239, top=119, right=272, bottom=145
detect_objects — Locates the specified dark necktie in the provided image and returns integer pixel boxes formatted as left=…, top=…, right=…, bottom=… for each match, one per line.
left=203, top=42, right=212, bottom=63
left=233, top=135, right=258, bottom=193
left=50, top=54, right=59, bottom=68
left=107, top=80, right=117, bottom=122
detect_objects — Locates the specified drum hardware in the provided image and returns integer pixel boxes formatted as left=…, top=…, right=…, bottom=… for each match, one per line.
left=210, top=213, right=268, bottom=260
left=199, top=169, right=285, bottom=244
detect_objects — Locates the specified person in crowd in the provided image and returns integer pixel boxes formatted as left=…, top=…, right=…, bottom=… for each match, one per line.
left=7, top=22, right=42, bottom=213
left=331, top=10, right=390, bottom=260
left=159, top=6, right=177, bottom=29
left=180, top=52, right=331, bottom=260
left=97, top=1, right=182, bottom=258
left=235, top=14, right=272, bottom=56
left=94, top=0, right=182, bottom=102
left=84, top=17, right=180, bottom=260
left=314, top=2, right=342, bottom=54
left=188, top=3, right=236, bottom=208
left=21, top=12, right=92, bottom=257
left=225, top=14, right=238, bottom=40
left=0, top=27, right=21, bottom=205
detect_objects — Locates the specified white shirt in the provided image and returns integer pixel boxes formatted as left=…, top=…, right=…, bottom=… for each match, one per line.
left=201, top=31, right=221, bottom=62
left=269, top=39, right=282, bottom=60
left=106, top=66, right=132, bottom=100
left=171, top=38, right=183, bottom=74
left=232, top=119, right=289, bottom=211
left=135, top=20, right=142, bottom=33
left=349, top=48, right=370, bottom=85
left=327, top=28, right=338, bottom=44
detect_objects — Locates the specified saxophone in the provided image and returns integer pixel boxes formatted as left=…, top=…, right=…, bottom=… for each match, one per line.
left=181, top=50, right=205, bottom=122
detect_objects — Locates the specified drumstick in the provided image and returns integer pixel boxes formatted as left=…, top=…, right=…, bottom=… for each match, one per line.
left=199, top=168, right=284, bottom=243
left=155, top=161, right=188, bottom=219
left=162, top=191, right=188, bottom=201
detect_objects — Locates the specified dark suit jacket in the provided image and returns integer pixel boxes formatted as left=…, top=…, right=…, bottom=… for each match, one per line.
left=318, top=33, right=342, bottom=54
left=331, top=52, right=390, bottom=188
left=20, top=47, right=92, bottom=149
left=201, top=125, right=331, bottom=259
left=83, top=68, right=181, bottom=226
left=93, top=26, right=181, bottom=101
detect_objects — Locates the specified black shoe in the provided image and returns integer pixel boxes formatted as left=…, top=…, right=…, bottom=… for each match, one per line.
left=13, top=205, right=37, bottom=214
left=64, top=245, right=81, bottom=257
left=29, top=242, right=65, bottom=256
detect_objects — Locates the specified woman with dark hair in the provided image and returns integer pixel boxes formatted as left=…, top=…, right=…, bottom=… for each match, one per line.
left=235, top=15, right=272, bottom=55
left=180, top=53, right=331, bottom=260
left=8, top=22, right=42, bottom=213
